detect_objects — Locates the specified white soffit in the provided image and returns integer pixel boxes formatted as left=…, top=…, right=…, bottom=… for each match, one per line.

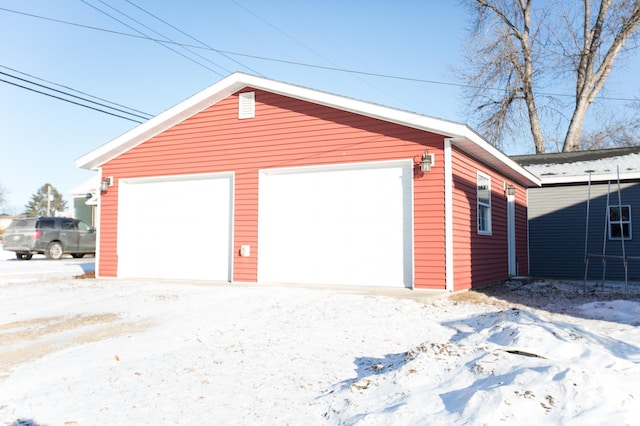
left=449, top=135, right=541, bottom=187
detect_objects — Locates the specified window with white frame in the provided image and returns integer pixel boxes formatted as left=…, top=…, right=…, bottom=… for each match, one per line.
left=608, top=205, right=632, bottom=240
left=477, top=172, right=492, bottom=235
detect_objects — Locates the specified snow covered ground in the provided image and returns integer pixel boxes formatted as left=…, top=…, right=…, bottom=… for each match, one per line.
left=1, top=247, right=640, bottom=425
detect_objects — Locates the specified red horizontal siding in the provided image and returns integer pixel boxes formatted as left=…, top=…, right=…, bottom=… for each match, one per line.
left=451, top=148, right=528, bottom=289
left=96, top=184, right=119, bottom=277
left=99, top=89, right=448, bottom=289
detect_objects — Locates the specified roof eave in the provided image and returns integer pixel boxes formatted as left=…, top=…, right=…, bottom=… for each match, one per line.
left=449, top=134, right=541, bottom=187
left=76, top=76, right=250, bottom=170
left=76, top=72, right=540, bottom=188
left=77, top=72, right=470, bottom=170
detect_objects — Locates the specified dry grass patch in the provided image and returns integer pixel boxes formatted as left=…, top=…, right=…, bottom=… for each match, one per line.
left=74, top=271, right=95, bottom=279
left=0, top=313, right=149, bottom=378
left=448, top=289, right=506, bottom=307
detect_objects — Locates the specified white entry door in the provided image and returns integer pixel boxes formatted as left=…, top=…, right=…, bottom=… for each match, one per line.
left=117, top=174, right=233, bottom=281
left=258, top=161, right=413, bottom=287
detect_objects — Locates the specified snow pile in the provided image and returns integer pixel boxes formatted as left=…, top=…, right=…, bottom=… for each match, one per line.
left=1, top=250, right=640, bottom=424
left=319, top=305, right=640, bottom=424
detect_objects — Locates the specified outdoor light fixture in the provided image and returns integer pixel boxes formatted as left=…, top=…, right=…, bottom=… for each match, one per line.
left=507, top=184, right=516, bottom=196
left=100, top=176, right=113, bottom=192
left=420, top=150, right=433, bottom=173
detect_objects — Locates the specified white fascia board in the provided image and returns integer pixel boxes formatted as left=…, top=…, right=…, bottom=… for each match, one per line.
left=75, top=71, right=540, bottom=189
left=448, top=132, right=541, bottom=187
left=76, top=72, right=468, bottom=171
left=240, top=74, right=468, bottom=136
left=242, top=76, right=543, bottom=190
left=76, top=75, right=250, bottom=170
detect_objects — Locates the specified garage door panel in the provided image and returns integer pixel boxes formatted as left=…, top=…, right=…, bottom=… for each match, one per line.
left=118, top=175, right=232, bottom=281
left=259, top=161, right=413, bottom=287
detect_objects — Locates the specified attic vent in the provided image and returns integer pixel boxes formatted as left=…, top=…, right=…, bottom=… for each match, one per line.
left=239, top=91, right=255, bottom=119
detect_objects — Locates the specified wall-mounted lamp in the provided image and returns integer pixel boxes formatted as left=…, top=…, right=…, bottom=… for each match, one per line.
left=420, top=150, right=434, bottom=173
left=507, top=184, right=516, bottom=196
left=100, top=176, right=113, bottom=192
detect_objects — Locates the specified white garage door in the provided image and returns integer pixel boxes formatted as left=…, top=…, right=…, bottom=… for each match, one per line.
left=118, top=173, right=233, bottom=281
left=258, top=161, right=413, bottom=287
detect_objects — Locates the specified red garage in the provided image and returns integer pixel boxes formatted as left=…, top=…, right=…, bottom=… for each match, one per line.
left=77, top=73, right=539, bottom=291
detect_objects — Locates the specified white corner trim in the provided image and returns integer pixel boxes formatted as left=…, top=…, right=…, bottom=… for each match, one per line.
left=94, top=168, right=103, bottom=278
left=444, top=139, right=454, bottom=292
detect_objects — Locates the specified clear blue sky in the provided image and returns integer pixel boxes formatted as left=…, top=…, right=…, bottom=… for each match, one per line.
left=0, top=1, right=638, bottom=213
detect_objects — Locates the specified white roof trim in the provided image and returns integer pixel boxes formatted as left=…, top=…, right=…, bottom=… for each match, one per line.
left=447, top=133, right=540, bottom=187
left=76, top=72, right=540, bottom=187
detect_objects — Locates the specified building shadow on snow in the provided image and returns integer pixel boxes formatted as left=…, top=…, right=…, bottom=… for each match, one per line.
left=10, top=419, right=40, bottom=426
left=323, top=351, right=412, bottom=395
left=467, top=278, right=640, bottom=326
left=71, top=260, right=95, bottom=274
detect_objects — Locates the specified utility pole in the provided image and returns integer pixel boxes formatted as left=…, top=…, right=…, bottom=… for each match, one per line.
left=46, top=184, right=51, bottom=216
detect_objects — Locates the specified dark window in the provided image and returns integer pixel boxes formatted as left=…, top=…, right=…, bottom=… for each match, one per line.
left=77, top=221, right=93, bottom=232
left=37, top=219, right=55, bottom=229
left=608, top=205, right=632, bottom=240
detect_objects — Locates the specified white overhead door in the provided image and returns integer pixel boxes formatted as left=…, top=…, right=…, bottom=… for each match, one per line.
left=258, top=161, right=413, bottom=287
left=118, top=174, right=233, bottom=281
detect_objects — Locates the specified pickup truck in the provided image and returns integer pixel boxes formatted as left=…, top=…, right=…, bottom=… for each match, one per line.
left=3, top=216, right=96, bottom=260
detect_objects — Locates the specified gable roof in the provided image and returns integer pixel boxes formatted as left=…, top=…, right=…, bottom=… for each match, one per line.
left=513, top=146, right=640, bottom=184
left=76, top=72, right=540, bottom=187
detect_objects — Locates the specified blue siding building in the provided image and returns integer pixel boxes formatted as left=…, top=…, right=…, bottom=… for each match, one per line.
left=513, top=147, right=640, bottom=281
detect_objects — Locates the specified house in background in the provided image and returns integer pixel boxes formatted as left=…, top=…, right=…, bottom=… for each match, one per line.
left=77, top=73, right=539, bottom=291
left=71, top=176, right=99, bottom=226
left=513, top=146, right=640, bottom=281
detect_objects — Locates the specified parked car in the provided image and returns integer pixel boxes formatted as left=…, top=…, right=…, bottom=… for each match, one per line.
left=3, top=217, right=96, bottom=260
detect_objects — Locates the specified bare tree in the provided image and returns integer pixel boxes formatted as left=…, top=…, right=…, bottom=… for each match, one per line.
left=460, top=0, right=640, bottom=153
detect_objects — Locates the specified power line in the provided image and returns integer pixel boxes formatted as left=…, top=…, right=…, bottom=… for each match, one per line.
left=0, top=7, right=160, bottom=42
left=91, top=0, right=234, bottom=76
left=79, top=0, right=225, bottom=77
left=0, top=69, right=151, bottom=121
left=124, top=0, right=262, bottom=76
left=213, top=52, right=640, bottom=103
left=0, top=64, right=152, bottom=117
left=229, top=0, right=412, bottom=109
left=1, top=6, right=638, bottom=103
left=0, top=77, right=143, bottom=123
